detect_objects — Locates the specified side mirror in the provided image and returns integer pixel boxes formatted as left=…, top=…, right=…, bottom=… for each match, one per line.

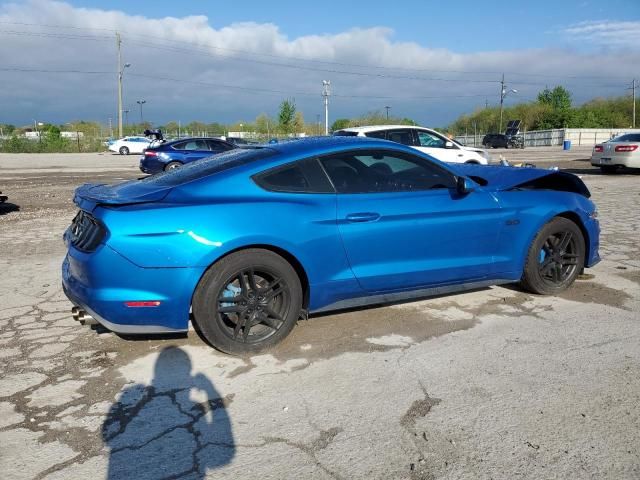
left=456, top=176, right=475, bottom=195
left=444, top=141, right=454, bottom=149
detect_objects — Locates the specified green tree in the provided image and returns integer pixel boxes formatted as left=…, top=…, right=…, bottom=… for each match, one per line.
left=293, top=111, right=304, bottom=133
left=255, top=113, right=273, bottom=135
left=537, top=86, right=572, bottom=110
left=278, top=98, right=297, bottom=134
left=330, top=118, right=351, bottom=131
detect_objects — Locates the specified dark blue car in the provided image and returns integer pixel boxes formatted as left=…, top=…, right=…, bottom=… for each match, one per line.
left=139, top=137, right=235, bottom=174
left=63, top=137, right=600, bottom=355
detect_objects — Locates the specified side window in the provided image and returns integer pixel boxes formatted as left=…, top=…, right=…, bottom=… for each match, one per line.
left=364, top=130, right=387, bottom=140
left=254, top=158, right=334, bottom=193
left=417, top=131, right=447, bottom=148
left=176, top=140, right=208, bottom=150
left=208, top=140, right=232, bottom=152
left=387, top=129, right=418, bottom=146
left=320, top=150, right=455, bottom=194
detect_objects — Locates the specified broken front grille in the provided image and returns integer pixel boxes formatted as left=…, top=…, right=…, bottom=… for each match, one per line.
left=69, top=210, right=105, bottom=251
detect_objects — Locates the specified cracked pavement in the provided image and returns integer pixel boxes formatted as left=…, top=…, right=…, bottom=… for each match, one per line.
left=0, top=151, right=638, bottom=479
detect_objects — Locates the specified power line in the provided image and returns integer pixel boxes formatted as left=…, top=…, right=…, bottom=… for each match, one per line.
left=0, top=66, right=496, bottom=100
left=0, top=23, right=636, bottom=84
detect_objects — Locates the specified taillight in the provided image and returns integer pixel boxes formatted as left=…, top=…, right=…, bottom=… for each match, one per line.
left=144, top=150, right=158, bottom=156
left=594, top=145, right=603, bottom=153
left=614, top=145, right=638, bottom=152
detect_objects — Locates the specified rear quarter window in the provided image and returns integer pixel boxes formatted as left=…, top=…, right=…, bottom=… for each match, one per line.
left=143, top=148, right=277, bottom=187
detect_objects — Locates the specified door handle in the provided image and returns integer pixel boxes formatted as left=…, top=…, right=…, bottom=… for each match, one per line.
left=346, top=212, right=380, bottom=223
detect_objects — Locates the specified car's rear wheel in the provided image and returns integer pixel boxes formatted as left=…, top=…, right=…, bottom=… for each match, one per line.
left=164, top=161, right=182, bottom=171
left=485, top=142, right=492, bottom=149
left=119, top=146, right=129, bottom=155
left=520, top=217, right=585, bottom=295
left=599, top=165, right=618, bottom=174
left=193, top=249, right=302, bottom=355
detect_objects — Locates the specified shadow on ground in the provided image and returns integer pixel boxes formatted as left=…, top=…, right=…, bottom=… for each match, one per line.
left=102, top=346, right=235, bottom=479
left=0, top=202, right=20, bottom=215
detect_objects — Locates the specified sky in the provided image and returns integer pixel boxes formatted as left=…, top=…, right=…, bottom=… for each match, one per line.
left=1, top=0, right=639, bottom=128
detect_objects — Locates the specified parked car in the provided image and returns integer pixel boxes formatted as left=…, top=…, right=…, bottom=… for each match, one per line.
left=108, top=136, right=152, bottom=155
left=591, top=133, right=640, bottom=173
left=63, top=137, right=600, bottom=355
left=139, top=137, right=236, bottom=174
left=482, top=133, right=525, bottom=149
left=333, top=125, right=491, bottom=164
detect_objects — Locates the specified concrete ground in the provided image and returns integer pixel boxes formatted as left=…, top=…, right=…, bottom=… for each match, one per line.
left=0, top=147, right=638, bottom=479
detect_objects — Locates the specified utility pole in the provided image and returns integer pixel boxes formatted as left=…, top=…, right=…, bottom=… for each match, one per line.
left=631, top=79, right=637, bottom=128
left=117, top=32, right=123, bottom=138
left=499, top=73, right=505, bottom=133
left=499, top=73, right=517, bottom=133
left=322, top=80, right=331, bottom=135
left=385, top=106, right=390, bottom=120
left=485, top=99, right=489, bottom=109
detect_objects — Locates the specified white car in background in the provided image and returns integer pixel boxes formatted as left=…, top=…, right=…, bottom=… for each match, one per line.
left=333, top=125, right=491, bottom=165
left=591, top=133, right=640, bottom=173
left=108, top=136, right=152, bottom=155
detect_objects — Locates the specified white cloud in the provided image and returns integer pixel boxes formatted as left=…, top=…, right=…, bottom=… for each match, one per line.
left=563, top=20, right=640, bottom=49
left=0, top=1, right=638, bottom=127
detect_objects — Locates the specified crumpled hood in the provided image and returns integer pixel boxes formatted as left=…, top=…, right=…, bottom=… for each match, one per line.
left=73, top=181, right=172, bottom=211
left=453, top=163, right=590, bottom=198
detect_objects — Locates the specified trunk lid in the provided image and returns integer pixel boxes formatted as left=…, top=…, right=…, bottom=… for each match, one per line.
left=73, top=181, right=172, bottom=211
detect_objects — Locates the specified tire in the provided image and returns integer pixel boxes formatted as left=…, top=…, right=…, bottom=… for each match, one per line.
left=119, top=146, right=129, bottom=155
left=193, top=249, right=303, bottom=355
left=599, top=165, right=617, bottom=174
left=164, top=161, right=183, bottom=171
left=485, top=142, right=492, bottom=149
left=520, top=217, right=585, bottom=295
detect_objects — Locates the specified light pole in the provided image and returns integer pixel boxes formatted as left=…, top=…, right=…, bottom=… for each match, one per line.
left=499, top=73, right=517, bottom=133
left=322, top=80, right=331, bottom=135
left=136, top=100, right=146, bottom=125
left=385, top=106, right=391, bottom=120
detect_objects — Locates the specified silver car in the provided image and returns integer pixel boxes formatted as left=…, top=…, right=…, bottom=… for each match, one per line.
left=591, top=133, right=640, bottom=173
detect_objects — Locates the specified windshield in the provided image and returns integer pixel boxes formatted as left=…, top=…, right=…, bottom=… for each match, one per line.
left=611, top=133, right=640, bottom=142
left=141, top=147, right=277, bottom=187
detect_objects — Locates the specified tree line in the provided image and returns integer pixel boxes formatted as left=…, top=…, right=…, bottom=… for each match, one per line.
left=448, top=86, right=639, bottom=135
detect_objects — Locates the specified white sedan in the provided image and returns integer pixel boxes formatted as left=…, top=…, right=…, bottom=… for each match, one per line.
left=333, top=125, right=491, bottom=165
left=591, top=133, right=640, bottom=173
left=108, top=136, right=152, bottom=155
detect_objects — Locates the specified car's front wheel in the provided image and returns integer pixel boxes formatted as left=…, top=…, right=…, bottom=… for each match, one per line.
left=520, top=217, right=585, bottom=295
left=119, top=146, right=129, bottom=155
left=193, top=249, right=303, bottom=355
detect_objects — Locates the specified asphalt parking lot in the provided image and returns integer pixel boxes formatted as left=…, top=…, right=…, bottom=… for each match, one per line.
left=0, top=146, right=638, bottom=479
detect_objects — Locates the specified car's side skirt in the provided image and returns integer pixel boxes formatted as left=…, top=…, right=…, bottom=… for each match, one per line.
left=311, top=278, right=515, bottom=314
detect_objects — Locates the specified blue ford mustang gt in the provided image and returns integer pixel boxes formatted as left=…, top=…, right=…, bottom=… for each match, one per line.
left=62, top=137, right=600, bottom=354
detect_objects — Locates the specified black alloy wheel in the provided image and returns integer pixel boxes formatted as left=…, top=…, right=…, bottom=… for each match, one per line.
left=193, top=249, right=302, bottom=355
left=520, top=217, right=585, bottom=295
left=215, top=268, right=289, bottom=344
left=119, top=146, right=129, bottom=155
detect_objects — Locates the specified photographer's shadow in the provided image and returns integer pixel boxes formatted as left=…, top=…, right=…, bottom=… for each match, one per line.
left=102, top=346, right=235, bottom=479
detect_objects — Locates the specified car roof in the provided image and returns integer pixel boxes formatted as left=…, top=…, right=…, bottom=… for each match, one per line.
left=259, top=135, right=415, bottom=158
left=336, top=125, right=432, bottom=134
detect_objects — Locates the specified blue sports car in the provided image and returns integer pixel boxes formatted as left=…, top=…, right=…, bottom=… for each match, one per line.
left=62, top=137, right=600, bottom=354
